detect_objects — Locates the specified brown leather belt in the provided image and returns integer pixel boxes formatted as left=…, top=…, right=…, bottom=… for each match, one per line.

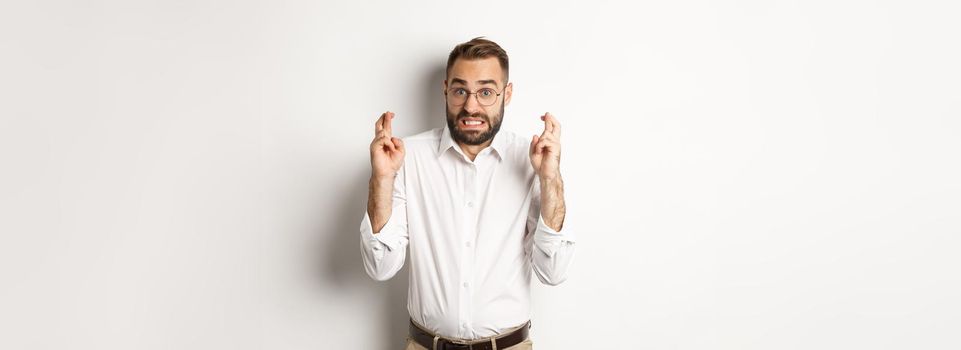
left=409, top=319, right=530, bottom=350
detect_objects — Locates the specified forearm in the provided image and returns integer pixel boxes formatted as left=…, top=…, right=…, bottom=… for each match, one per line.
left=367, top=175, right=394, bottom=233
left=539, top=174, right=566, bottom=232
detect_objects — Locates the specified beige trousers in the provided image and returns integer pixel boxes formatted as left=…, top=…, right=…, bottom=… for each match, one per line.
left=403, top=336, right=533, bottom=350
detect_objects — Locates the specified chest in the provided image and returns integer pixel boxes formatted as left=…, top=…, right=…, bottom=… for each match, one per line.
left=405, top=152, right=536, bottom=232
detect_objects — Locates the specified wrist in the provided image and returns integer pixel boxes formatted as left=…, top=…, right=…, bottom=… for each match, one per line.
left=538, top=172, right=562, bottom=183
left=370, top=173, right=396, bottom=184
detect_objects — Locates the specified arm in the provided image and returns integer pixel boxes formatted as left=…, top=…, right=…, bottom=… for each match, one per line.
left=368, top=173, right=395, bottom=233
left=528, top=112, right=576, bottom=285
left=539, top=175, right=566, bottom=231
left=359, top=111, right=409, bottom=281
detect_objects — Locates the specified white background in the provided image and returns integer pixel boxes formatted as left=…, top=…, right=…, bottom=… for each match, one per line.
left=1, top=0, right=959, bottom=349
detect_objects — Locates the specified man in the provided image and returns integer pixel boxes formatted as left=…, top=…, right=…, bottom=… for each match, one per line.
left=360, top=37, right=576, bottom=350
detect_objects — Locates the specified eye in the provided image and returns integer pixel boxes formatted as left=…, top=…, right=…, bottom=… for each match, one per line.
left=453, top=88, right=467, bottom=96
left=480, top=89, right=494, bottom=97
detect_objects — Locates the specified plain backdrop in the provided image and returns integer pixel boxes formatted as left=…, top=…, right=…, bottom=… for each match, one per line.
left=1, top=0, right=959, bottom=349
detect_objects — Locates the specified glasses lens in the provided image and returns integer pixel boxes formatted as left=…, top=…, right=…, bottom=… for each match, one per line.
left=448, top=89, right=466, bottom=106
left=478, top=89, right=496, bottom=106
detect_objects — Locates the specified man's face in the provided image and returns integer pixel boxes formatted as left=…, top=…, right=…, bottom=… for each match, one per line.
left=445, top=57, right=513, bottom=146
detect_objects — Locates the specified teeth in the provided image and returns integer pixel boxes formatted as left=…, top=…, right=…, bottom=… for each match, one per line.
left=464, top=120, right=483, bottom=125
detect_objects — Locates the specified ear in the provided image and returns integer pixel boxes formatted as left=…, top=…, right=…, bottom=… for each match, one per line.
left=504, top=82, right=513, bottom=106
left=443, top=79, right=448, bottom=96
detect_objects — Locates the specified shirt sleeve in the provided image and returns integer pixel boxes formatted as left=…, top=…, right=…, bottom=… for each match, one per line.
left=528, top=178, right=576, bottom=286
left=359, top=165, right=409, bottom=281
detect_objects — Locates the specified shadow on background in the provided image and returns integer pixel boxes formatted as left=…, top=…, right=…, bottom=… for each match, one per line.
left=320, top=62, right=446, bottom=350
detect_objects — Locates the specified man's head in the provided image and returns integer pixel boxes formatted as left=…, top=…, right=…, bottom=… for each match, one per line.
left=444, top=37, right=513, bottom=146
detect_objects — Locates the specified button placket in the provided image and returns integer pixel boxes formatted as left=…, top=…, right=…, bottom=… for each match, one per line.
left=457, top=163, right=478, bottom=337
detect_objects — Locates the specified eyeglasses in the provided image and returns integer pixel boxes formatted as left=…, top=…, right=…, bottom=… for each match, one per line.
left=445, top=87, right=503, bottom=107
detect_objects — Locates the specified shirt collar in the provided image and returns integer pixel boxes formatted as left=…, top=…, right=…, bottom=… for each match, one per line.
left=437, top=124, right=508, bottom=161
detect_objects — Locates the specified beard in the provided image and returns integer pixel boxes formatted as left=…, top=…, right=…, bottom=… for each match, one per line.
left=445, top=101, right=504, bottom=146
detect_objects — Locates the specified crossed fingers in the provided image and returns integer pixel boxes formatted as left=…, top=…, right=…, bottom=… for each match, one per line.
left=539, top=112, right=561, bottom=139
left=375, top=111, right=394, bottom=139
left=374, top=111, right=396, bottom=152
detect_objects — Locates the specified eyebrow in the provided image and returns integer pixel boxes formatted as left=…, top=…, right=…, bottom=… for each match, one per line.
left=451, top=78, right=500, bottom=88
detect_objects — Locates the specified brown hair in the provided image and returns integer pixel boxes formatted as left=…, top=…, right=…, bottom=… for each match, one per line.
left=446, top=37, right=509, bottom=83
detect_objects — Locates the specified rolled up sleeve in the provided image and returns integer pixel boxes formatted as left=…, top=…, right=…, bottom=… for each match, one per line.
left=529, top=190, right=576, bottom=286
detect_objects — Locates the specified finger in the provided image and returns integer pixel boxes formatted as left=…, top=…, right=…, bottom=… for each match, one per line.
left=375, top=112, right=387, bottom=133
left=530, top=134, right=540, bottom=155
left=538, top=134, right=560, bottom=148
left=547, top=112, right=560, bottom=137
left=536, top=139, right=556, bottom=154
left=534, top=132, right=553, bottom=146
left=371, top=136, right=389, bottom=152
left=384, top=136, right=398, bottom=152
left=539, top=127, right=552, bottom=141
left=541, top=112, right=554, bottom=135
left=384, top=111, right=394, bottom=138
left=392, top=137, right=404, bottom=153
left=539, top=115, right=551, bottom=139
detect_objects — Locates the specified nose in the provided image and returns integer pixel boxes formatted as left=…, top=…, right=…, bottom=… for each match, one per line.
left=463, top=93, right=484, bottom=114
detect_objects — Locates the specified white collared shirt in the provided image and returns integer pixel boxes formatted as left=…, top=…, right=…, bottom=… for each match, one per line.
left=359, top=125, right=576, bottom=340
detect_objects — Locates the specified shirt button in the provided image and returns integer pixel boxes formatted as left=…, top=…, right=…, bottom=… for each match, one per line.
left=465, top=241, right=472, bottom=247
left=467, top=201, right=474, bottom=207
left=463, top=282, right=469, bottom=288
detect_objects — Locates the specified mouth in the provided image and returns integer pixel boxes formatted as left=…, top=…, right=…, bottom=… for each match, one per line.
left=458, top=118, right=487, bottom=130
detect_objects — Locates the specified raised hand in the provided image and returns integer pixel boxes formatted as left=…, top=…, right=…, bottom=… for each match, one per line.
left=529, top=112, right=561, bottom=180
left=370, top=111, right=405, bottom=179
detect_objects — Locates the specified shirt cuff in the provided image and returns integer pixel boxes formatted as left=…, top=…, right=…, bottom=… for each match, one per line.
left=534, top=213, right=576, bottom=244
left=360, top=211, right=405, bottom=251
